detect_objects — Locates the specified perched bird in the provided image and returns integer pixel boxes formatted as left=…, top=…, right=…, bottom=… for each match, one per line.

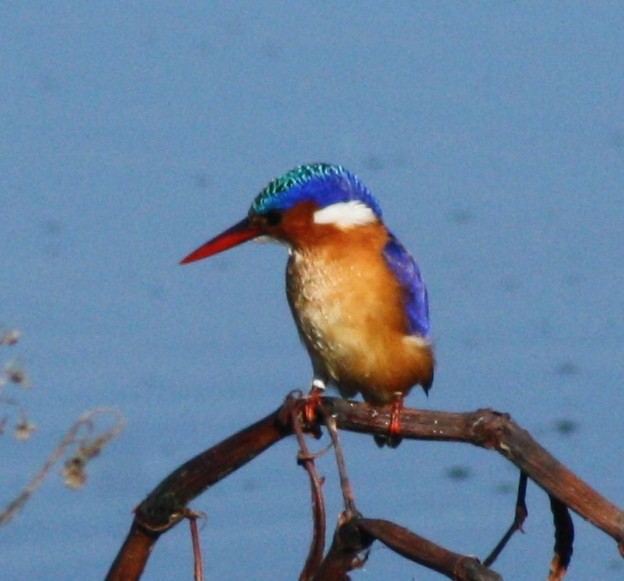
left=181, top=163, right=434, bottom=443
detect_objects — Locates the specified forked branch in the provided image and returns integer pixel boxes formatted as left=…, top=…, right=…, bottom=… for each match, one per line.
left=106, top=395, right=624, bottom=580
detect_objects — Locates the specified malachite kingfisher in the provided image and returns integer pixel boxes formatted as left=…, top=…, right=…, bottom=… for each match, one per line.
left=181, top=163, right=435, bottom=444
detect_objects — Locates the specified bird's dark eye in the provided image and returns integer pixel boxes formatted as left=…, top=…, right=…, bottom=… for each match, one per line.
left=264, top=211, right=282, bottom=226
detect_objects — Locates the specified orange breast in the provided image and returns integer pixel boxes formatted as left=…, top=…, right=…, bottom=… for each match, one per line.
left=286, top=223, right=434, bottom=404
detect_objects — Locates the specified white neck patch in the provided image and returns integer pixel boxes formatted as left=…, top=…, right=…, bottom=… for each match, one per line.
left=313, top=201, right=377, bottom=229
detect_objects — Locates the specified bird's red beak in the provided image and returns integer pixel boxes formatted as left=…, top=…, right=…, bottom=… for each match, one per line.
left=180, top=218, right=262, bottom=265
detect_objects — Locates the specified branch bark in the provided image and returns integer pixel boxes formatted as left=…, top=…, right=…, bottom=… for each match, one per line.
left=106, top=405, right=292, bottom=580
left=106, top=395, right=624, bottom=580
left=327, top=399, right=624, bottom=548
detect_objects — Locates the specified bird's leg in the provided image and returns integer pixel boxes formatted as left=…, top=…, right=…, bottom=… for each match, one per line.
left=373, top=393, right=406, bottom=447
left=304, top=378, right=326, bottom=424
left=389, top=391, right=405, bottom=437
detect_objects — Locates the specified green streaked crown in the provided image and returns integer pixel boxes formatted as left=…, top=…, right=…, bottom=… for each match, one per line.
left=251, top=163, right=344, bottom=214
left=250, top=163, right=382, bottom=218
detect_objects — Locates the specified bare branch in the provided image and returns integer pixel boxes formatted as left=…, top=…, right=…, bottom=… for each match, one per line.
left=106, top=395, right=624, bottom=580
left=107, top=404, right=294, bottom=581
left=358, top=518, right=502, bottom=580
left=548, top=495, right=574, bottom=580
left=290, top=399, right=327, bottom=581
left=327, top=399, right=624, bottom=548
left=484, top=472, right=528, bottom=566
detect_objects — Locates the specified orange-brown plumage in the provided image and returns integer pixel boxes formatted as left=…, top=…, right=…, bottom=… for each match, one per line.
left=282, top=211, right=434, bottom=405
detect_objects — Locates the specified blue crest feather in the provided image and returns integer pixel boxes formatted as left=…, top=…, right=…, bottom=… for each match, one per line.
left=251, top=163, right=383, bottom=217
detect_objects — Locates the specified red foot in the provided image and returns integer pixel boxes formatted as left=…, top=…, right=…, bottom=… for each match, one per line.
left=389, top=393, right=405, bottom=437
left=304, top=385, right=324, bottom=424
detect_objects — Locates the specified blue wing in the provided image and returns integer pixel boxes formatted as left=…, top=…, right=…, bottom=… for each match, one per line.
left=383, top=233, right=430, bottom=337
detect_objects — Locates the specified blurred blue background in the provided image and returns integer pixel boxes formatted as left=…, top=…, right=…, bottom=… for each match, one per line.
left=1, top=3, right=623, bottom=579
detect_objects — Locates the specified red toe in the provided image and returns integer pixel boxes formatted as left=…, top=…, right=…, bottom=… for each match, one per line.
left=389, top=393, right=404, bottom=436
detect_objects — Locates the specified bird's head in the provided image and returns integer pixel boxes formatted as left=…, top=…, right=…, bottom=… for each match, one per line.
left=180, top=163, right=383, bottom=264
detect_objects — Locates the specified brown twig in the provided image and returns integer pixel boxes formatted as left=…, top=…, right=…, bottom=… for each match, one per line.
left=548, top=495, right=574, bottom=580
left=289, top=399, right=327, bottom=581
left=106, top=396, right=624, bottom=580
left=311, top=511, right=372, bottom=581
left=326, top=399, right=624, bottom=550
left=187, top=511, right=204, bottom=581
left=323, top=414, right=358, bottom=517
left=312, top=514, right=503, bottom=581
left=0, top=407, right=124, bottom=526
left=484, top=471, right=528, bottom=566
left=106, top=405, right=293, bottom=581
left=358, top=518, right=503, bottom=581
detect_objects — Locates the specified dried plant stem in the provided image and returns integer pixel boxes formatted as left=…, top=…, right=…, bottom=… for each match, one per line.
left=0, top=408, right=124, bottom=526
